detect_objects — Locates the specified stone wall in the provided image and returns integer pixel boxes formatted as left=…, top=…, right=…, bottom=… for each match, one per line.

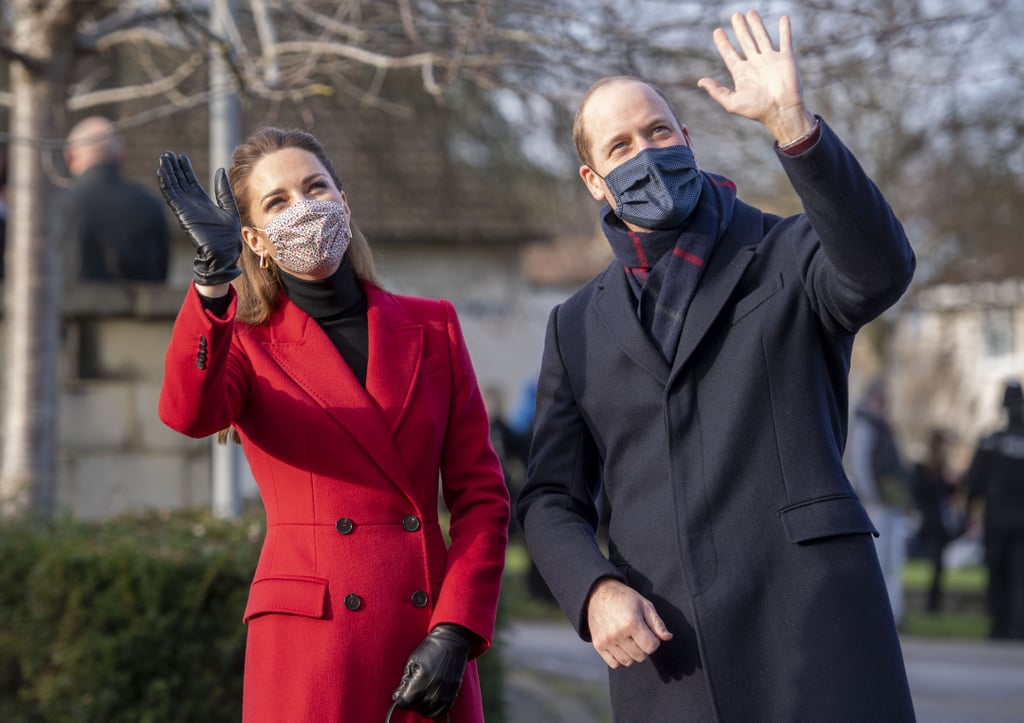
left=1, top=251, right=576, bottom=520
left=47, top=283, right=209, bottom=520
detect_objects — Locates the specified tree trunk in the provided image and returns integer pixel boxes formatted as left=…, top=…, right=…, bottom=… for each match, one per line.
left=1, top=2, right=73, bottom=517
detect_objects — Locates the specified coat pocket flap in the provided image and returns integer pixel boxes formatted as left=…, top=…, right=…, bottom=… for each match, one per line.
left=778, top=495, right=878, bottom=543
left=243, top=576, right=329, bottom=623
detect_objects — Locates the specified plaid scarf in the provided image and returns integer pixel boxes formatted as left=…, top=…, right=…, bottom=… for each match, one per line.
left=601, top=172, right=737, bottom=361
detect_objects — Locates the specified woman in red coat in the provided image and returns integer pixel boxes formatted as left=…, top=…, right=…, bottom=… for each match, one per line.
left=156, top=128, right=509, bottom=722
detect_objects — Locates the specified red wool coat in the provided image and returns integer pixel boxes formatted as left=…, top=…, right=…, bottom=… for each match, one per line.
left=159, top=282, right=509, bottom=723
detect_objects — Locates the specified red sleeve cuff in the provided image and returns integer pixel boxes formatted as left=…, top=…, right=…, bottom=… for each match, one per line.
left=778, top=118, right=821, bottom=156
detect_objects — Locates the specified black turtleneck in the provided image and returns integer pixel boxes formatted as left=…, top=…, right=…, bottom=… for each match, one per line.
left=199, top=255, right=369, bottom=386
left=278, top=255, right=369, bottom=386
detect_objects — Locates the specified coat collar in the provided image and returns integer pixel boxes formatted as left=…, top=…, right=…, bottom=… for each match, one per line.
left=595, top=263, right=671, bottom=385
left=259, top=283, right=423, bottom=499
left=593, top=206, right=759, bottom=387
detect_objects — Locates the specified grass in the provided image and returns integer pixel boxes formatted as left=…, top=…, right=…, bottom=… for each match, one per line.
left=900, top=558, right=990, bottom=638
left=503, top=544, right=993, bottom=639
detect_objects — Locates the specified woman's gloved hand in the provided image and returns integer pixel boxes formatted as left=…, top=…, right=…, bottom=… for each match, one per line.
left=157, top=152, right=242, bottom=286
left=391, top=623, right=475, bottom=720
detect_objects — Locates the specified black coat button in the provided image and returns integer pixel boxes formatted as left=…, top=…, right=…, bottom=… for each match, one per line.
left=402, top=515, right=421, bottom=532
left=344, top=594, right=362, bottom=611
left=336, top=518, right=354, bottom=535
left=410, top=591, right=428, bottom=608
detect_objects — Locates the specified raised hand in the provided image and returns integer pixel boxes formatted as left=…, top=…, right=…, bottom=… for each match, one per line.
left=157, top=152, right=243, bottom=288
left=697, top=10, right=815, bottom=146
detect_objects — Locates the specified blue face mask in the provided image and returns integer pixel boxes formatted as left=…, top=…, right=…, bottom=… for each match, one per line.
left=598, top=145, right=703, bottom=230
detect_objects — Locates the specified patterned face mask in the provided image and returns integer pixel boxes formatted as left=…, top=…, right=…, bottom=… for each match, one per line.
left=255, top=199, right=351, bottom=276
left=597, top=144, right=703, bottom=230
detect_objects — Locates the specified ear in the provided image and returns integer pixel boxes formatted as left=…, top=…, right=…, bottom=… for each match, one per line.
left=241, top=227, right=271, bottom=258
left=579, top=164, right=607, bottom=202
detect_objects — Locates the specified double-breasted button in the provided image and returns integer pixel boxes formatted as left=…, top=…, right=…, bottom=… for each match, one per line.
left=402, top=515, right=421, bottom=532
left=336, top=517, right=354, bottom=535
left=344, top=594, right=362, bottom=611
left=410, top=591, right=429, bottom=608
left=196, top=336, right=209, bottom=370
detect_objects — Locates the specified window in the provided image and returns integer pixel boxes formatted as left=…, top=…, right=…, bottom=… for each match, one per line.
left=982, top=307, right=1014, bottom=358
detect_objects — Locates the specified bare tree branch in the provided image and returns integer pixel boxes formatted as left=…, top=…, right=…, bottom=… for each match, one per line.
left=67, top=54, right=204, bottom=110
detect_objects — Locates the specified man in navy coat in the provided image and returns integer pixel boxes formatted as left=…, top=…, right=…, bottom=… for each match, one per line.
left=517, top=9, right=917, bottom=722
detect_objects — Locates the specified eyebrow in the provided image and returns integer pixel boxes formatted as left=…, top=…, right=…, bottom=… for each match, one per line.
left=259, top=173, right=327, bottom=204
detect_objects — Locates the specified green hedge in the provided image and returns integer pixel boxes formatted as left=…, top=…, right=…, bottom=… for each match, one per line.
left=0, top=509, right=505, bottom=722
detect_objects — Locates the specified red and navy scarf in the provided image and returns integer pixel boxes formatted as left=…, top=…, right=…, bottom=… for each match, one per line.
left=601, top=172, right=737, bottom=361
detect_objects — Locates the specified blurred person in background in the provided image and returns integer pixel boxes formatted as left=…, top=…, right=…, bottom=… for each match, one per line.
left=62, top=116, right=170, bottom=282
left=848, top=378, right=912, bottom=627
left=911, top=428, right=961, bottom=613
left=965, top=380, right=1024, bottom=639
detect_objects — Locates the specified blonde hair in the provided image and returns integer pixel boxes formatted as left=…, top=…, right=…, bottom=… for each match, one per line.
left=227, top=126, right=380, bottom=325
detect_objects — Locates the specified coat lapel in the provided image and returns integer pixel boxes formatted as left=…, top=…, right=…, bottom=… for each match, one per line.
left=364, top=284, right=424, bottom=436
left=669, top=222, right=757, bottom=384
left=595, top=264, right=671, bottom=385
left=260, top=293, right=418, bottom=498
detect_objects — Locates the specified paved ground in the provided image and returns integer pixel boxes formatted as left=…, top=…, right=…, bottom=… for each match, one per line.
left=501, top=620, right=1024, bottom=723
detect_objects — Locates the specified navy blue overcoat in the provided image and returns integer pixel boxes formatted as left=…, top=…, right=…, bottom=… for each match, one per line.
left=518, top=120, right=917, bottom=722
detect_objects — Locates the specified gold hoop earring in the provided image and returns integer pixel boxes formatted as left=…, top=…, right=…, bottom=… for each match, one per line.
left=259, top=252, right=269, bottom=270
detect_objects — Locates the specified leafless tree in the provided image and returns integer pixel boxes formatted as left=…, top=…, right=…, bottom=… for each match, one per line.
left=1, top=0, right=1020, bottom=514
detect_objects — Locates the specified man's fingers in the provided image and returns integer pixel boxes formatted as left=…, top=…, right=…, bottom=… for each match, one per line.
left=711, top=26, right=743, bottom=70
left=730, top=11, right=759, bottom=58
left=778, top=15, right=793, bottom=55
left=644, top=605, right=674, bottom=643
left=596, top=638, right=648, bottom=668
left=745, top=10, right=776, bottom=52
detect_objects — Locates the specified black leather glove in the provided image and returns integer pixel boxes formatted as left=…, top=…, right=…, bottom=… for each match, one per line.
left=157, top=152, right=243, bottom=286
left=391, top=623, right=475, bottom=720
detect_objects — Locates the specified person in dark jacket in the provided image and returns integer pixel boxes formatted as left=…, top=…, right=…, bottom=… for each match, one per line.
left=912, top=428, right=960, bottom=613
left=965, top=380, right=1024, bottom=639
left=516, top=9, right=916, bottom=722
left=62, top=116, right=170, bottom=282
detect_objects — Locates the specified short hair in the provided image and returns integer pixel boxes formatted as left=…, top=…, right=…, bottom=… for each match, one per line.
left=572, top=76, right=684, bottom=169
left=66, top=116, right=122, bottom=165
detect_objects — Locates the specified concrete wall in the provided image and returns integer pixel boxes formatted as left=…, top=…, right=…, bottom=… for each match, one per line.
left=57, top=284, right=211, bottom=519
left=0, top=255, right=576, bottom=520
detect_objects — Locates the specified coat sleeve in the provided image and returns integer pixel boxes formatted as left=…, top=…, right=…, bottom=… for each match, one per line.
left=515, top=305, right=623, bottom=641
left=776, top=118, right=916, bottom=334
left=158, top=283, right=252, bottom=438
left=431, top=300, right=510, bottom=655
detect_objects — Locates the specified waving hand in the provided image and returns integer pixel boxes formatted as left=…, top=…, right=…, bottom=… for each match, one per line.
left=697, top=10, right=815, bottom=146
